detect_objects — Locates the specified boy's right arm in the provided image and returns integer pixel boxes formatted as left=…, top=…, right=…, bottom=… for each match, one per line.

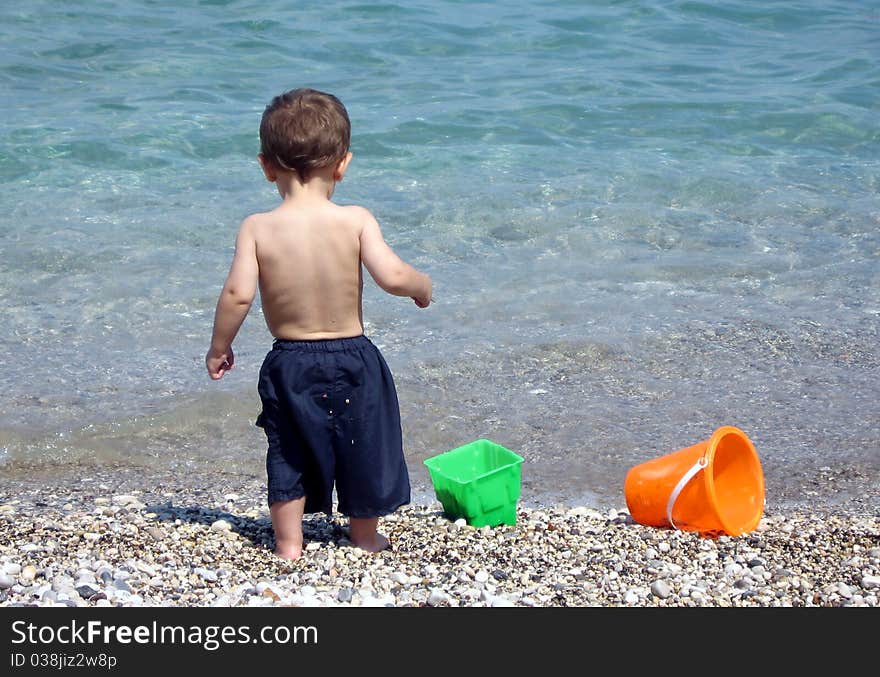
left=206, top=217, right=259, bottom=380
left=358, top=208, right=432, bottom=307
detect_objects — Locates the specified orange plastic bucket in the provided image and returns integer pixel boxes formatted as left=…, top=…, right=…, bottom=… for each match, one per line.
left=623, top=426, right=765, bottom=537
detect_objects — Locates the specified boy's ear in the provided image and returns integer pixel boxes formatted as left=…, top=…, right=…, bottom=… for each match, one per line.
left=258, top=153, right=277, bottom=183
left=333, top=152, right=353, bottom=182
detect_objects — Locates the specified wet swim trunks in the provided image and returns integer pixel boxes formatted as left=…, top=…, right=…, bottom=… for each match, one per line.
left=255, top=334, right=411, bottom=518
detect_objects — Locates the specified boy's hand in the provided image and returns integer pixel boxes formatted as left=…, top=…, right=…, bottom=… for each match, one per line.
left=412, top=295, right=432, bottom=308
left=206, top=347, right=234, bottom=380
left=412, top=276, right=433, bottom=308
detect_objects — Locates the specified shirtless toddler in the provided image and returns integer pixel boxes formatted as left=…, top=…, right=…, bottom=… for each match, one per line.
left=205, top=88, right=432, bottom=560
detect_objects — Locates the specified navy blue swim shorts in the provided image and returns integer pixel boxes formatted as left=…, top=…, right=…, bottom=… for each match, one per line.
left=255, top=334, right=411, bottom=518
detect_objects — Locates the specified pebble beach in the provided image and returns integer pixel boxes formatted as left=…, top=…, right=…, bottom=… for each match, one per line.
left=1, top=467, right=877, bottom=608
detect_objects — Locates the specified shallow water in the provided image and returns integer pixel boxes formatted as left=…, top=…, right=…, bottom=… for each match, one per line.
left=1, top=1, right=878, bottom=513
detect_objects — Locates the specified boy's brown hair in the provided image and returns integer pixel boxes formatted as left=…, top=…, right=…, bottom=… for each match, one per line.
left=259, top=88, right=351, bottom=180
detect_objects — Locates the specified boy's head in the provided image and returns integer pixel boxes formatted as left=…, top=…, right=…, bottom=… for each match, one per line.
left=259, top=88, right=351, bottom=181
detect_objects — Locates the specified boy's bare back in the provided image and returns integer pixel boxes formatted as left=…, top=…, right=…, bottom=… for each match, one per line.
left=218, top=191, right=430, bottom=345
left=246, top=200, right=368, bottom=341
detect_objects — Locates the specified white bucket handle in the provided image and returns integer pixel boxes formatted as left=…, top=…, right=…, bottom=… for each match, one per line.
left=666, top=456, right=708, bottom=530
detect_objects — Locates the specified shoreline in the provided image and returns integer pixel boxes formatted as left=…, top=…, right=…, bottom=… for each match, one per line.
left=1, top=467, right=878, bottom=608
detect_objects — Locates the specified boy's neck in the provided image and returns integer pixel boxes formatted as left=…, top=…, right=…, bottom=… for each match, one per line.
left=275, top=169, right=337, bottom=202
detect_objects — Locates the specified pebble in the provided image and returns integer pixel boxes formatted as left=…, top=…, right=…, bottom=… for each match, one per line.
left=146, top=527, right=164, bottom=540
left=76, top=584, right=101, bottom=599
left=194, top=568, right=218, bottom=583
left=651, top=580, right=672, bottom=599
left=427, top=589, right=449, bottom=606
left=862, top=575, right=880, bottom=589
left=490, top=596, right=516, bottom=607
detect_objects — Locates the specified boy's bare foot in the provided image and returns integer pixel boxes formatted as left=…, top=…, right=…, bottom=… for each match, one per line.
left=350, top=532, right=390, bottom=553
left=348, top=516, right=391, bottom=553
left=274, top=545, right=303, bottom=561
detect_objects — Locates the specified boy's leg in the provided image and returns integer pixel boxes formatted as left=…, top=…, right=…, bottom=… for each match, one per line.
left=348, top=516, right=390, bottom=552
left=270, top=497, right=306, bottom=560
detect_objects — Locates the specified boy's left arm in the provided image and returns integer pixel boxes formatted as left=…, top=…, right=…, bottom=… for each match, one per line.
left=206, top=218, right=259, bottom=380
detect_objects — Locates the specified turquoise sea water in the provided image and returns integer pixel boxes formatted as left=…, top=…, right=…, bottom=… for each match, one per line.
left=1, top=1, right=878, bottom=512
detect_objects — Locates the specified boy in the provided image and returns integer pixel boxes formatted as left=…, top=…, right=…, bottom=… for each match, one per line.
left=206, top=88, right=432, bottom=560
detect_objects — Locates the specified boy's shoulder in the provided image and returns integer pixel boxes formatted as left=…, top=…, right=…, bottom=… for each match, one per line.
left=335, top=203, right=374, bottom=221
left=321, top=203, right=379, bottom=232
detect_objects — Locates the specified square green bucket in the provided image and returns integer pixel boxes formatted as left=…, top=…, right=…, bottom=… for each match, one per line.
left=423, top=439, right=524, bottom=527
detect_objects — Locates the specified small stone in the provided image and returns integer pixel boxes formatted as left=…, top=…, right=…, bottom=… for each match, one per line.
left=20, top=566, right=37, bottom=582
left=194, top=568, right=218, bottom=583
left=427, top=589, right=449, bottom=607
left=490, top=596, right=516, bottom=607
left=0, top=574, right=15, bottom=590
left=3, top=563, right=22, bottom=576
left=723, top=563, right=744, bottom=577
left=453, top=518, right=467, bottom=529
left=146, top=527, right=164, bottom=540
left=651, top=580, right=672, bottom=599
left=210, top=519, right=231, bottom=533
left=861, top=575, right=880, bottom=589
left=337, top=588, right=353, bottom=603
left=75, top=568, right=96, bottom=581
left=76, top=584, right=101, bottom=599
left=474, top=570, right=490, bottom=584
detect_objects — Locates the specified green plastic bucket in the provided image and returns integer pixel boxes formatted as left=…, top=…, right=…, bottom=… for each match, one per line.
left=423, top=439, right=524, bottom=527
